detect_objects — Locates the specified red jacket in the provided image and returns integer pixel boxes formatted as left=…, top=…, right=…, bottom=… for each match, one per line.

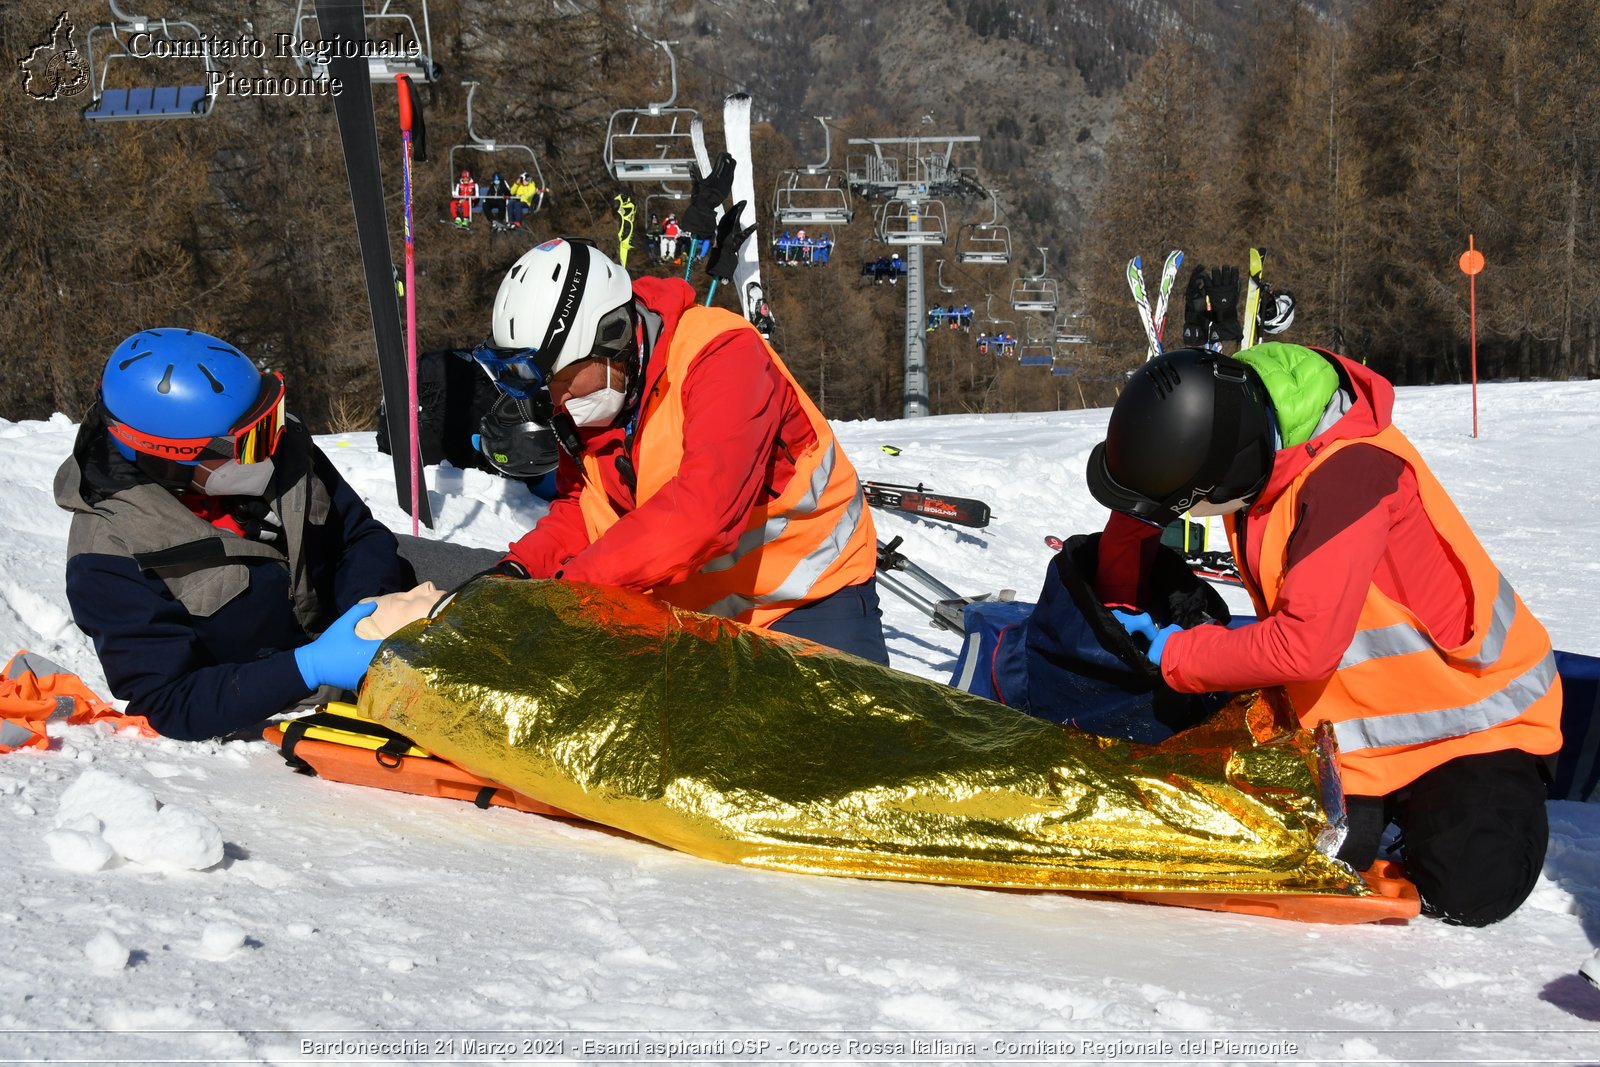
left=1100, top=355, right=1472, bottom=694
left=504, top=277, right=819, bottom=591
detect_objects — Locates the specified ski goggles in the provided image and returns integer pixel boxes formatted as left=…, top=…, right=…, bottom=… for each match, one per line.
left=106, top=371, right=287, bottom=465
left=470, top=343, right=556, bottom=410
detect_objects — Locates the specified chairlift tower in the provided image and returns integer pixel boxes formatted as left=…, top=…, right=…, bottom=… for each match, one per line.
left=847, top=133, right=981, bottom=418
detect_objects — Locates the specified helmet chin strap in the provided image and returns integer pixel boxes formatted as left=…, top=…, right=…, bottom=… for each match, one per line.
left=549, top=411, right=585, bottom=457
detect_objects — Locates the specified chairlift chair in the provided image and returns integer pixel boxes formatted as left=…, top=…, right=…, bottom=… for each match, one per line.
left=1018, top=318, right=1055, bottom=366
left=773, top=117, right=854, bottom=227
left=976, top=296, right=1015, bottom=352
left=82, top=1, right=216, bottom=121
left=954, top=195, right=1011, bottom=265
left=447, top=81, right=547, bottom=223
left=1010, top=247, right=1059, bottom=314
left=879, top=198, right=947, bottom=245
left=604, top=39, right=700, bottom=184
left=955, top=223, right=1013, bottom=265
left=1053, top=310, right=1091, bottom=345
left=643, top=189, right=688, bottom=217
left=641, top=189, right=692, bottom=261
left=289, top=0, right=439, bottom=83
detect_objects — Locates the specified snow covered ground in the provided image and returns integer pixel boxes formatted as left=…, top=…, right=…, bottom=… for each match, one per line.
left=1, top=380, right=1597, bottom=1064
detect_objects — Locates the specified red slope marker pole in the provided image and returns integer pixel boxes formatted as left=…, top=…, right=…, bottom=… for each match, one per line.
left=1459, top=235, right=1486, bottom=439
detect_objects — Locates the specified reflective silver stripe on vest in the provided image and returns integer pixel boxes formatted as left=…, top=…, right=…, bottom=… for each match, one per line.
left=1462, top=573, right=1517, bottom=668
left=1337, top=573, right=1517, bottom=672
left=0, top=720, right=40, bottom=748
left=699, top=517, right=789, bottom=575
left=700, top=484, right=867, bottom=619
left=4, top=651, right=66, bottom=682
left=698, top=442, right=837, bottom=576
left=1331, top=650, right=1557, bottom=754
left=0, top=653, right=76, bottom=748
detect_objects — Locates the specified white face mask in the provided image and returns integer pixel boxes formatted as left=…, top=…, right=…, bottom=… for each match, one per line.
left=562, top=363, right=627, bottom=428
left=193, top=457, right=276, bottom=497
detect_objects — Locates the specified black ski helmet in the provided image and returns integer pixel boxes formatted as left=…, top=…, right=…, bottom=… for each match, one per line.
left=1086, top=348, right=1274, bottom=524
left=476, top=394, right=559, bottom=480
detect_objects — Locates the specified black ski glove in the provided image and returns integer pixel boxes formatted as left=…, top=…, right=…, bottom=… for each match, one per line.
left=704, top=200, right=756, bottom=283
left=680, top=152, right=736, bottom=239
left=1208, top=266, right=1243, bottom=342
left=1181, top=263, right=1212, bottom=347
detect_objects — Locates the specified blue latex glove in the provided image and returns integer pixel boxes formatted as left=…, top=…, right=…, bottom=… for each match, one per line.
left=1145, top=621, right=1182, bottom=668
left=1111, top=608, right=1158, bottom=644
left=1111, top=609, right=1183, bottom=669
left=294, top=602, right=382, bottom=692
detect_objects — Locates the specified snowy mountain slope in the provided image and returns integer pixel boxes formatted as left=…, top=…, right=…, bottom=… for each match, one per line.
left=0, top=382, right=1597, bottom=1063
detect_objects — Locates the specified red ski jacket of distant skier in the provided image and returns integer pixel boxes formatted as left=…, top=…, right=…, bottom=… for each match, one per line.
left=1154, top=348, right=1562, bottom=795
left=503, top=276, right=878, bottom=627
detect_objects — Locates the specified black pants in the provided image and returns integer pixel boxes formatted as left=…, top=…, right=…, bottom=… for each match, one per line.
left=1336, top=748, right=1550, bottom=927
left=767, top=580, right=890, bottom=664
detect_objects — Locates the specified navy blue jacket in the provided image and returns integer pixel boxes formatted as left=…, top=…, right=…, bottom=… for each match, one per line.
left=56, top=414, right=415, bottom=741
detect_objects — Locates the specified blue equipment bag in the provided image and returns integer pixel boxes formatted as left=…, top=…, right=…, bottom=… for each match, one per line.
left=950, top=533, right=1229, bottom=744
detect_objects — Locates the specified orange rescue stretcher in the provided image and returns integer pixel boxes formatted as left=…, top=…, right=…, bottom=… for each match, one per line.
left=266, top=704, right=1419, bottom=926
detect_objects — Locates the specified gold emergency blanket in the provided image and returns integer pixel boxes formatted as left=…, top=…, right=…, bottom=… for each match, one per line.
left=360, top=578, right=1363, bottom=896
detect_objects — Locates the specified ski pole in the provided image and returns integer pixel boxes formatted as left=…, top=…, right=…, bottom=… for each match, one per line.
left=874, top=571, right=965, bottom=633
left=397, top=73, right=420, bottom=537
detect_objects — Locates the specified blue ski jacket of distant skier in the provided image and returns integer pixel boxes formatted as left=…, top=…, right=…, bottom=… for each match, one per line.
left=54, top=409, right=415, bottom=741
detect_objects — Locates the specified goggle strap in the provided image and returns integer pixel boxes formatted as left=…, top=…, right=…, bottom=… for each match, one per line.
left=105, top=420, right=213, bottom=462
left=103, top=373, right=285, bottom=465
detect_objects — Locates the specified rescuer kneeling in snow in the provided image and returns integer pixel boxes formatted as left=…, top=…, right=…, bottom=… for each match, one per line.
left=1085, top=343, right=1562, bottom=926
left=56, top=329, right=418, bottom=740
left=468, top=238, right=887, bottom=661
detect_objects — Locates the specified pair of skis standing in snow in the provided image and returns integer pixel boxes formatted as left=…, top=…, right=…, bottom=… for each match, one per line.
left=1126, top=247, right=1295, bottom=364
left=1110, top=248, right=1296, bottom=586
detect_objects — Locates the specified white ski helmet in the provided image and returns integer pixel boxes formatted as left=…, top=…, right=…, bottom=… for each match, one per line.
left=490, top=238, right=635, bottom=381
left=1261, top=288, right=1296, bottom=334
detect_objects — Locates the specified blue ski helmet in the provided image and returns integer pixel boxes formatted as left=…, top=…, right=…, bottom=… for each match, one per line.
left=100, top=329, right=267, bottom=464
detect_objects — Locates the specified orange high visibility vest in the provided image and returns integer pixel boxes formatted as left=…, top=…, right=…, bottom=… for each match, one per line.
left=1227, top=424, right=1562, bottom=795
left=577, top=305, right=877, bottom=627
left=0, top=651, right=152, bottom=753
